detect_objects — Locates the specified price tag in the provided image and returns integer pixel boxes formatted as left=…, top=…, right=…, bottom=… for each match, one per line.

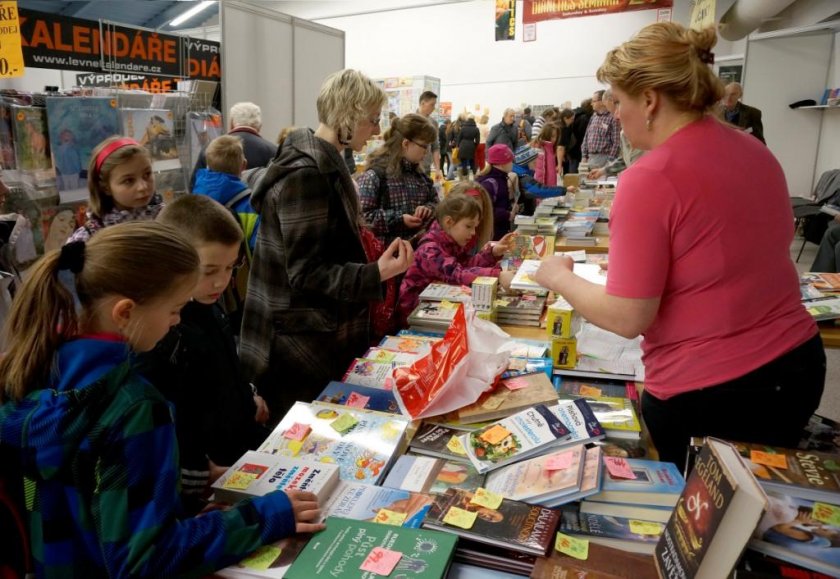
left=374, top=508, right=407, bottom=527
left=555, top=532, right=589, bottom=560
left=0, top=2, right=25, bottom=78
left=629, top=520, right=664, bottom=536
left=241, top=545, right=282, bottom=570
left=439, top=300, right=458, bottom=310
left=545, top=451, right=574, bottom=471
left=604, top=456, right=637, bottom=479
left=447, top=435, right=467, bottom=456
left=480, top=425, right=512, bottom=445
left=222, top=471, right=258, bottom=490
left=750, top=450, right=788, bottom=469
left=284, top=422, right=311, bottom=441
left=503, top=377, right=530, bottom=391
left=579, top=385, right=602, bottom=397
left=330, top=413, right=359, bottom=434
left=470, top=487, right=503, bottom=510
left=812, top=502, right=840, bottom=526
left=360, top=547, right=402, bottom=576
left=443, top=506, right=478, bottom=529
left=494, top=298, right=511, bottom=307
left=345, top=391, right=370, bottom=408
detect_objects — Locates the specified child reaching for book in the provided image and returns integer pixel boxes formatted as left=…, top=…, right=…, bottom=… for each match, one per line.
left=139, top=195, right=269, bottom=513
left=0, top=222, right=324, bottom=577
left=398, top=190, right=515, bottom=324
left=67, top=136, right=163, bottom=243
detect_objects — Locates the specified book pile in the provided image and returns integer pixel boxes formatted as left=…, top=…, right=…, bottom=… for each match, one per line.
left=417, top=282, right=472, bottom=303
left=406, top=300, right=460, bottom=331
left=800, top=273, right=840, bottom=321
left=494, top=294, right=546, bottom=327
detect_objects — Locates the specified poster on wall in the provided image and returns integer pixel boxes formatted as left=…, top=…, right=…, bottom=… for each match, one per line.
left=523, top=0, right=673, bottom=23
left=495, top=0, right=515, bottom=41
left=718, top=65, right=742, bottom=85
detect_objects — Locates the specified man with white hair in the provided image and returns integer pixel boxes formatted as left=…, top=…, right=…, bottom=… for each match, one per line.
left=189, top=101, right=278, bottom=190
left=720, top=82, right=765, bottom=144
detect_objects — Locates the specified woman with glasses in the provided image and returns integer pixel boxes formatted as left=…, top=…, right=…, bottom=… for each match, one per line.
left=239, top=69, right=413, bottom=416
left=357, top=113, right=440, bottom=245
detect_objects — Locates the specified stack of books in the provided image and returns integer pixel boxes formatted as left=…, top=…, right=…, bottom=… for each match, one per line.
left=494, top=294, right=547, bottom=327
left=407, top=301, right=460, bottom=331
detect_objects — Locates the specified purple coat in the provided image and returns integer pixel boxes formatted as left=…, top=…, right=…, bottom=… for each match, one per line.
left=477, top=166, right=512, bottom=240
left=398, top=222, right=500, bottom=324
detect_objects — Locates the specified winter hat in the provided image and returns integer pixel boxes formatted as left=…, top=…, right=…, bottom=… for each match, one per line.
left=487, top=144, right=514, bottom=165
left=514, top=144, right=539, bottom=166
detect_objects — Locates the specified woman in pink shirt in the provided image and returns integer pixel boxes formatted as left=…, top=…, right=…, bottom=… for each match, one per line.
left=535, top=22, right=825, bottom=467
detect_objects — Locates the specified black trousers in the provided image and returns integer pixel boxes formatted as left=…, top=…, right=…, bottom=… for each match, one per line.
left=641, top=332, right=826, bottom=469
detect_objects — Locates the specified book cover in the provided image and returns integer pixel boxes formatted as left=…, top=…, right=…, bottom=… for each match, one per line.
left=212, top=452, right=340, bottom=504
left=11, top=105, right=52, bottom=172
left=215, top=535, right=310, bottom=579
left=379, top=334, right=439, bottom=353
left=316, top=381, right=400, bottom=414
left=40, top=201, right=87, bottom=254
left=495, top=294, right=547, bottom=314
left=560, top=503, right=663, bottom=549
left=409, top=423, right=470, bottom=462
left=257, top=402, right=410, bottom=485
left=543, top=446, right=604, bottom=507
left=655, top=439, right=766, bottom=579
left=407, top=301, right=459, bottom=328
left=749, top=492, right=840, bottom=577
left=457, top=372, right=559, bottom=424
left=803, top=296, right=840, bottom=321
left=382, top=454, right=485, bottom=495
left=418, top=283, right=472, bottom=303
left=0, top=103, right=15, bottom=170
left=285, top=517, right=457, bottom=579
left=731, top=441, right=840, bottom=502
left=342, top=358, right=395, bottom=389
left=362, top=347, right=423, bottom=367
left=422, top=488, right=560, bottom=556
left=808, top=273, right=840, bottom=292
left=510, top=259, right=548, bottom=292
left=555, top=376, right=638, bottom=401
left=549, top=399, right=606, bottom=445
left=558, top=393, right=641, bottom=438
left=589, top=458, right=685, bottom=507
left=460, top=404, right=572, bottom=474
left=321, top=480, right=435, bottom=529
left=531, top=543, right=659, bottom=578
left=501, top=356, right=553, bottom=380
left=45, top=97, right=120, bottom=195
left=484, top=443, right=586, bottom=504
left=120, top=108, right=180, bottom=170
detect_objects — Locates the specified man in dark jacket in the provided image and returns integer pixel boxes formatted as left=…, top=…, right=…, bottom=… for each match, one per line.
left=456, top=116, right=480, bottom=175
left=189, top=102, right=278, bottom=190
left=720, top=82, right=765, bottom=144
left=486, top=108, right=518, bottom=151
left=568, top=98, right=593, bottom=174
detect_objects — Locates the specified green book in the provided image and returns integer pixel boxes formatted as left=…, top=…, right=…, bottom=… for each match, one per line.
left=285, top=517, right=458, bottom=579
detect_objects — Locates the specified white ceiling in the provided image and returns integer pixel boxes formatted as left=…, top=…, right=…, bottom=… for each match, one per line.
left=257, top=0, right=474, bottom=21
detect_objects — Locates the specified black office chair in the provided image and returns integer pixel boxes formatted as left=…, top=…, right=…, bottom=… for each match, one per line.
left=791, top=169, right=840, bottom=262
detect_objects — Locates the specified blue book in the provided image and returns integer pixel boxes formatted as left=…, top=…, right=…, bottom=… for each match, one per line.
left=587, top=458, right=685, bottom=508
left=502, top=356, right=553, bottom=379
left=315, top=380, right=400, bottom=414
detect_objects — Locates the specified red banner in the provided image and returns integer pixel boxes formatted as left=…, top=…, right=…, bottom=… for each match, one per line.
left=523, top=0, right=673, bottom=24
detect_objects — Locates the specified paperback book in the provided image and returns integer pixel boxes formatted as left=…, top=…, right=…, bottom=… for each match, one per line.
left=558, top=393, right=641, bottom=440
left=215, top=535, right=310, bottom=579
left=559, top=503, right=663, bottom=555
left=257, top=402, right=410, bottom=485
left=285, top=517, right=458, bottom=579
left=418, top=283, right=472, bottom=303
left=460, top=404, right=572, bottom=474
left=362, top=347, right=423, bottom=367
left=10, top=105, right=53, bottom=176
left=588, top=458, right=685, bottom=508
left=548, top=399, right=606, bottom=446
left=212, top=452, right=340, bottom=504
left=321, top=480, right=435, bottom=529
left=456, top=372, right=559, bottom=424
left=409, top=423, right=470, bottom=462
left=422, top=488, right=561, bottom=556
left=315, top=381, right=400, bottom=414
left=510, top=259, right=548, bottom=292
left=802, top=296, right=840, bottom=322
left=379, top=334, right=439, bottom=353
left=554, top=376, right=638, bottom=402
left=342, top=358, right=395, bottom=389
left=407, top=301, right=459, bottom=331
left=120, top=108, right=181, bottom=170
left=484, top=443, right=586, bottom=505
left=382, top=454, right=485, bottom=495
left=655, top=438, right=767, bottom=579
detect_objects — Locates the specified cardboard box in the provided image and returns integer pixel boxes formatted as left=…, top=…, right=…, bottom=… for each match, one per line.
left=472, top=276, right=498, bottom=311
left=551, top=337, right=577, bottom=369
left=546, top=297, right=581, bottom=339
left=476, top=308, right=497, bottom=322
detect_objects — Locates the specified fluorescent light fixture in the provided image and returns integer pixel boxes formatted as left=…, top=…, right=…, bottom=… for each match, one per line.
left=169, top=1, right=215, bottom=27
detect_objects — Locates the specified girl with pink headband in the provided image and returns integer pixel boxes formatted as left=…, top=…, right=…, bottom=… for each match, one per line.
left=66, top=136, right=163, bottom=243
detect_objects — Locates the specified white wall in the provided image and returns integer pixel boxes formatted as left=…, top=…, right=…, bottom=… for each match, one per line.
left=319, top=0, right=699, bottom=120
left=815, top=31, right=840, bottom=186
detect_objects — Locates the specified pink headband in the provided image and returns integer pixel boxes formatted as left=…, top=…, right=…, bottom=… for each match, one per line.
left=94, top=138, right=141, bottom=176
left=464, top=188, right=482, bottom=198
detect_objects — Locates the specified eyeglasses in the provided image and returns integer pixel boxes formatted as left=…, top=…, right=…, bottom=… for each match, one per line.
left=411, top=140, right=430, bottom=150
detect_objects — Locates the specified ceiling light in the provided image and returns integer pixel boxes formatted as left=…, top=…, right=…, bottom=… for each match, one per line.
left=169, top=1, right=215, bottom=27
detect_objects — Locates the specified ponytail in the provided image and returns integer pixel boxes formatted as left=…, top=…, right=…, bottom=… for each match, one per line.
left=0, top=251, right=78, bottom=402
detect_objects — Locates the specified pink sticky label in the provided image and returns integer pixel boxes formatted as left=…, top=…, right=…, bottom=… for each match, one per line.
left=283, top=422, right=311, bottom=441
left=345, top=391, right=370, bottom=408
left=604, top=456, right=637, bottom=479
left=503, top=377, right=530, bottom=391
left=360, top=547, right=402, bottom=575
left=544, top=451, right=573, bottom=471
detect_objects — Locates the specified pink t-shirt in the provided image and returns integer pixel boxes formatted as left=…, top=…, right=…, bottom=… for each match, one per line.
left=607, top=116, right=817, bottom=400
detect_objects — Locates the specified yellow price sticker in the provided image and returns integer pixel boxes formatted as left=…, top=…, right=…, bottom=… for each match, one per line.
left=480, top=424, right=512, bottom=445
left=374, top=508, right=407, bottom=527
left=0, top=1, right=25, bottom=78
left=579, top=385, right=602, bottom=398
left=555, top=532, right=589, bottom=560
left=240, top=545, right=283, bottom=570
left=443, top=506, right=478, bottom=529
left=813, top=502, right=840, bottom=527
left=470, top=487, right=503, bottom=510
left=330, top=413, right=359, bottom=434
left=446, top=435, right=467, bottom=456
left=222, top=471, right=257, bottom=490
left=629, top=520, right=664, bottom=536
left=439, top=300, right=458, bottom=310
